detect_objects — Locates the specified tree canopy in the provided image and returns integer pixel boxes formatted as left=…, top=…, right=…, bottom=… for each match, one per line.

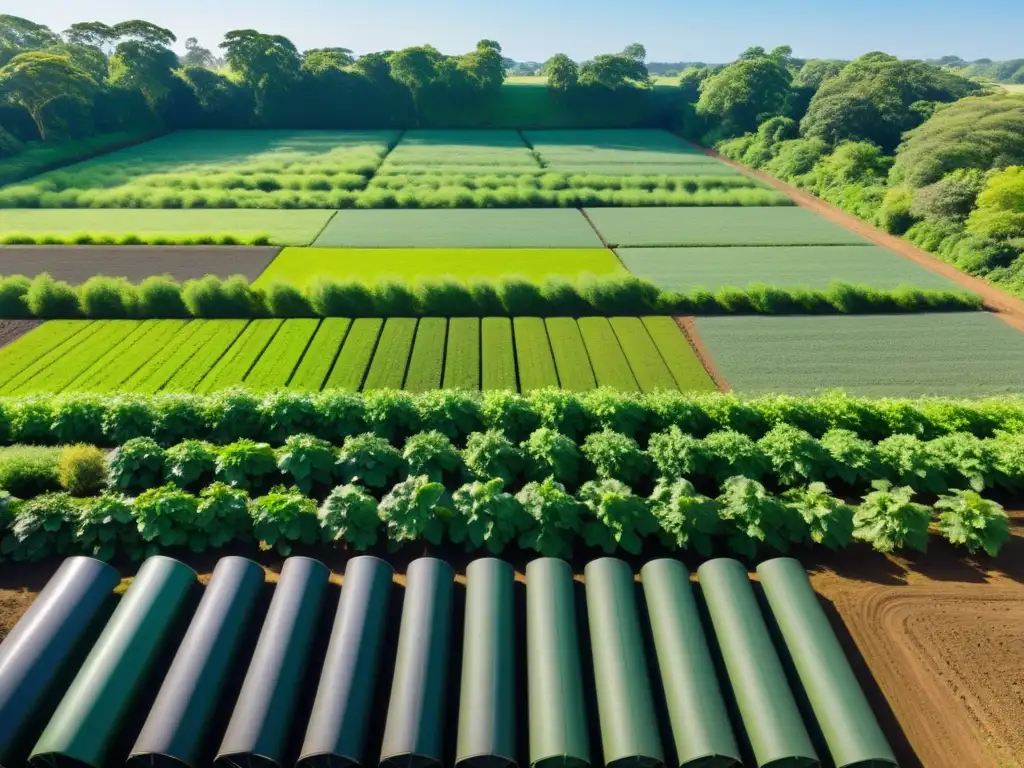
left=696, top=47, right=792, bottom=135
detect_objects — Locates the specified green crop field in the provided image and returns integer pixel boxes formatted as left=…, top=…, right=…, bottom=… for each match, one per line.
left=0, top=130, right=400, bottom=209
left=0, top=209, right=336, bottom=246
left=254, top=247, right=625, bottom=287
left=585, top=206, right=866, bottom=247
left=379, top=129, right=540, bottom=173
left=525, top=129, right=734, bottom=175
left=694, top=313, right=1024, bottom=396
left=313, top=209, right=605, bottom=248
left=616, top=245, right=959, bottom=291
left=1, top=316, right=710, bottom=394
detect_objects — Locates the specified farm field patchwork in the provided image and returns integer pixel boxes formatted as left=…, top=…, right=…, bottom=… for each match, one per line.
left=0, top=246, right=281, bottom=283
left=694, top=313, right=1024, bottom=396
left=585, top=206, right=868, bottom=247
left=616, top=245, right=960, bottom=291
left=0, top=130, right=400, bottom=209
left=312, top=209, right=605, bottom=248
left=0, top=210, right=336, bottom=246
left=253, top=247, right=625, bottom=287
left=378, top=129, right=540, bottom=173
left=0, top=316, right=712, bottom=394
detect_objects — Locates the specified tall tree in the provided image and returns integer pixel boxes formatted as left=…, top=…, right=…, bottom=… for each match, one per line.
left=63, top=22, right=116, bottom=49
left=181, top=37, right=215, bottom=67
left=622, top=43, right=646, bottom=62
left=302, top=47, right=355, bottom=73
left=112, top=20, right=176, bottom=47
left=696, top=48, right=793, bottom=135
left=0, top=15, right=58, bottom=65
left=545, top=54, right=578, bottom=90
left=579, top=53, right=650, bottom=90
left=109, top=40, right=179, bottom=111
left=220, top=29, right=301, bottom=119
left=0, top=51, right=97, bottom=139
left=388, top=46, right=441, bottom=122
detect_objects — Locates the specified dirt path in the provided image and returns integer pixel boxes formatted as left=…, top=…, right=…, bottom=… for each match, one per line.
left=690, top=142, right=1024, bottom=333
left=0, top=319, right=40, bottom=348
left=673, top=316, right=730, bottom=391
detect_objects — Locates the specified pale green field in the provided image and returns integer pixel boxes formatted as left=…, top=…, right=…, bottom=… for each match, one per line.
left=1002, top=84, right=1024, bottom=93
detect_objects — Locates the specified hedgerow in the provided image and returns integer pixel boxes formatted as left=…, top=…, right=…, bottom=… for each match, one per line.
left=0, top=273, right=983, bottom=320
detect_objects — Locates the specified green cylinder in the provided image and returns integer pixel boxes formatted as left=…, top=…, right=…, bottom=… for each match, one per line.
left=456, top=558, right=517, bottom=768
left=584, top=558, right=664, bottom=768
left=696, top=559, right=818, bottom=768
left=29, top=556, right=196, bottom=768
left=526, top=558, right=590, bottom=768
left=756, top=558, right=897, bottom=768
left=639, top=560, right=741, bottom=768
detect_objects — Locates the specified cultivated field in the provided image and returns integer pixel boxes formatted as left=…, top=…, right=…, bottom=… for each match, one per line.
left=694, top=313, right=1024, bottom=396
left=378, top=129, right=541, bottom=173
left=0, top=316, right=715, bottom=394
left=253, top=247, right=625, bottom=287
left=617, top=245, right=960, bottom=291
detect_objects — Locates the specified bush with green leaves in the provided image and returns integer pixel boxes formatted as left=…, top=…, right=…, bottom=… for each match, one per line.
left=107, top=437, right=166, bottom=493
left=521, top=428, right=583, bottom=487
left=648, top=426, right=703, bottom=480
left=699, top=431, right=770, bottom=484
left=516, top=478, right=585, bottom=558
left=853, top=480, right=932, bottom=553
left=337, top=433, right=405, bottom=489
left=76, top=493, right=143, bottom=561
left=875, top=435, right=946, bottom=493
left=276, top=434, right=336, bottom=494
left=581, top=430, right=652, bottom=487
left=934, top=489, right=1010, bottom=557
left=58, top=444, right=107, bottom=497
left=990, top=431, right=1024, bottom=491
left=480, top=391, right=541, bottom=443
left=319, top=484, right=381, bottom=550
left=925, top=433, right=994, bottom=492
left=0, top=446, right=61, bottom=497
left=379, top=475, right=450, bottom=547
left=132, top=484, right=203, bottom=550
left=819, top=429, right=880, bottom=486
left=250, top=487, right=321, bottom=555
left=716, top=476, right=805, bottom=558
left=196, top=483, right=252, bottom=549
left=402, top=431, right=464, bottom=484
left=413, top=391, right=484, bottom=441
left=578, top=479, right=658, bottom=554
left=782, top=482, right=855, bottom=550
left=0, top=492, right=78, bottom=562
left=462, top=430, right=523, bottom=486
left=450, top=478, right=528, bottom=554
left=758, top=424, right=831, bottom=486
left=215, top=439, right=277, bottom=491
left=164, top=440, right=218, bottom=490
left=649, top=479, right=721, bottom=556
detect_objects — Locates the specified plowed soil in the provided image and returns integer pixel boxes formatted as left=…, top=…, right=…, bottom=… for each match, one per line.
left=0, top=319, right=40, bottom=347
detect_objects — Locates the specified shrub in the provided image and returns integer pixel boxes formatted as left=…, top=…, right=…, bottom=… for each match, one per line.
left=250, top=487, right=321, bottom=555
left=308, top=278, right=374, bottom=316
left=521, top=428, right=583, bottom=488
left=76, top=493, right=143, bottom=560
left=876, top=434, right=945, bottom=492
left=276, top=434, right=336, bottom=494
left=132, top=484, right=201, bottom=549
left=648, top=426, right=702, bottom=479
left=25, top=274, right=80, bottom=318
left=319, top=484, right=381, bottom=550
left=934, top=489, right=1010, bottom=556
left=107, top=437, right=166, bottom=492
left=649, top=478, right=720, bottom=555
left=196, top=482, right=252, bottom=547
left=782, top=482, right=855, bottom=550
left=371, top=280, right=418, bottom=316
left=136, top=276, right=189, bottom=318
left=265, top=282, right=315, bottom=317
left=450, top=478, right=528, bottom=553
left=462, top=430, right=523, bottom=486
left=0, top=446, right=61, bottom=497
left=1, top=492, right=78, bottom=562
left=413, top=390, right=484, bottom=440
left=337, top=433, right=404, bottom=489
left=757, top=424, right=830, bottom=486
left=716, top=476, right=805, bottom=557
left=182, top=275, right=263, bottom=318
left=700, top=431, right=770, bottom=484
left=402, top=431, right=464, bottom=484
left=379, top=475, right=450, bottom=546
left=164, top=440, right=218, bottom=489
left=853, top=480, right=931, bottom=553
left=529, top=389, right=590, bottom=439
left=215, top=439, right=277, bottom=491
left=819, top=428, right=880, bottom=486
left=78, top=277, right=134, bottom=318
left=578, top=478, right=658, bottom=555
left=581, top=429, right=652, bottom=487
left=516, top=478, right=584, bottom=558
left=58, top=444, right=106, bottom=496
left=0, top=276, right=31, bottom=318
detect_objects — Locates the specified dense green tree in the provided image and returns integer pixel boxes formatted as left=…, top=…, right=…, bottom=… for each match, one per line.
left=46, top=42, right=108, bottom=82
left=794, top=59, right=846, bottom=89
left=545, top=53, right=578, bottom=91
left=458, top=40, right=505, bottom=90
left=622, top=43, right=646, bottom=62
left=181, top=37, right=215, bottom=67
left=177, top=65, right=253, bottom=127
left=109, top=40, right=181, bottom=112
left=63, top=22, right=116, bottom=49
left=578, top=53, right=650, bottom=90
left=220, top=29, right=301, bottom=121
left=302, top=47, right=354, bottom=72
left=696, top=49, right=792, bottom=135
left=0, top=15, right=58, bottom=65
left=0, top=51, right=97, bottom=138
left=911, top=169, right=987, bottom=221
left=111, top=20, right=176, bottom=47
left=968, top=166, right=1024, bottom=239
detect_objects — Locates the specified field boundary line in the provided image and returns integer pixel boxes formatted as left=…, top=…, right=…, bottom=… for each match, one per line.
left=673, top=316, right=730, bottom=393
left=679, top=137, right=1024, bottom=333
left=577, top=208, right=616, bottom=249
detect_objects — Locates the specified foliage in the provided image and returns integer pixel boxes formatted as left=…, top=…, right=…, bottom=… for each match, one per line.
left=648, top=425, right=702, bottom=479
left=107, top=437, right=165, bottom=492
left=521, top=428, right=583, bottom=487
left=516, top=478, right=584, bottom=558
left=195, top=482, right=251, bottom=547
left=132, top=484, right=201, bottom=549
left=934, top=489, right=1010, bottom=556
left=782, top=482, right=854, bottom=550
left=250, top=486, right=320, bottom=555
left=578, top=478, right=657, bottom=554
left=450, top=478, right=527, bottom=553
left=853, top=480, right=931, bottom=553
left=758, top=424, right=830, bottom=485
left=163, top=439, right=217, bottom=489
left=697, top=48, right=793, bottom=136
left=581, top=429, right=652, bottom=486
left=75, top=493, right=143, bottom=560
left=0, top=445, right=61, bottom=497
left=402, top=430, right=464, bottom=483
left=58, top=443, right=106, bottom=496
left=716, top=475, right=804, bottom=557
left=1, top=491, right=76, bottom=561
left=337, top=433, right=404, bottom=489
left=649, top=479, right=720, bottom=555
left=276, top=433, right=336, bottom=494
left=462, top=430, right=523, bottom=485
left=214, top=439, right=277, bottom=491
left=318, top=483, right=380, bottom=550
left=967, top=166, right=1024, bottom=240
left=876, top=434, right=946, bottom=492
left=699, top=430, right=770, bottom=483
left=379, top=474, right=449, bottom=546
left=819, top=429, right=880, bottom=485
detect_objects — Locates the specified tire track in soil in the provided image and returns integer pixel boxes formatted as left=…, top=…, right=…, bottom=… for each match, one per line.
left=684, top=140, right=1024, bottom=334
left=673, top=316, right=730, bottom=392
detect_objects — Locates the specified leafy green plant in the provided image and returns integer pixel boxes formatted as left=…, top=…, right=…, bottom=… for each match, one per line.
left=875, top=435, right=945, bottom=493
left=782, top=482, right=855, bottom=550
left=0, top=493, right=77, bottom=562
left=934, top=490, right=1010, bottom=556
left=362, top=390, right=419, bottom=442
left=649, top=479, right=721, bottom=555
left=196, top=483, right=252, bottom=548
left=450, top=478, right=528, bottom=553
left=580, top=389, right=652, bottom=438
left=379, top=475, right=450, bottom=547
left=276, top=434, right=336, bottom=494
left=521, top=428, right=583, bottom=487
left=58, top=444, right=106, bottom=497
left=926, top=433, right=994, bottom=492
left=402, top=431, right=464, bottom=483
left=716, top=476, right=804, bottom=558
left=758, top=424, right=830, bottom=486
left=462, top=430, right=523, bottom=486
left=250, top=487, right=321, bottom=555
left=215, top=439, right=277, bottom=491
left=337, top=433, right=405, bottom=489
left=481, top=390, right=540, bottom=442
left=164, top=440, right=218, bottom=489
left=516, top=478, right=585, bottom=558
left=581, top=429, right=652, bottom=487
left=990, top=431, right=1024, bottom=491
left=76, top=493, right=143, bottom=561
left=648, top=426, right=702, bottom=480
left=319, top=484, right=381, bottom=550
left=578, top=479, right=658, bottom=554
left=528, top=389, right=590, bottom=440
left=699, top=431, right=770, bottom=484
left=819, top=429, right=880, bottom=486
left=853, top=480, right=931, bottom=553
left=413, top=390, right=484, bottom=440
left=133, top=485, right=202, bottom=550
left=0, top=446, right=61, bottom=497
left=107, top=437, right=166, bottom=493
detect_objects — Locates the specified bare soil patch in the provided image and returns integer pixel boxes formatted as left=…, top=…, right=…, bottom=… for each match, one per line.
left=673, top=315, right=730, bottom=391
left=0, top=319, right=41, bottom=348
left=688, top=142, right=1024, bottom=334
left=0, top=246, right=281, bottom=284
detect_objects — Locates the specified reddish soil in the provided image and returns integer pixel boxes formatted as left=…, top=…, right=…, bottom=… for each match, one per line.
left=0, top=319, right=40, bottom=348
left=690, top=142, right=1024, bottom=334
left=673, top=315, right=731, bottom=391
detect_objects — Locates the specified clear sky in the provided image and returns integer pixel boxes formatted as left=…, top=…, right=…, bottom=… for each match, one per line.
left=7, top=0, right=1022, bottom=62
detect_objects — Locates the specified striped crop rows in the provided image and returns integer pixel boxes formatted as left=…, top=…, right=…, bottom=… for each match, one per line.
left=0, top=317, right=717, bottom=395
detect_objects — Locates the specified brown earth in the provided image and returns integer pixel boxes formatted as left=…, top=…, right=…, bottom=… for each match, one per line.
left=673, top=315, right=731, bottom=392
left=688, top=142, right=1024, bottom=334
left=0, top=319, right=41, bottom=348
left=0, top=245, right=281, bottom=285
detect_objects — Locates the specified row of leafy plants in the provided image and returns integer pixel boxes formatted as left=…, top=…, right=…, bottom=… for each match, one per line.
left=3, top=389, right=1023, bottom=449
left=0, top=273, right=982, bottom=320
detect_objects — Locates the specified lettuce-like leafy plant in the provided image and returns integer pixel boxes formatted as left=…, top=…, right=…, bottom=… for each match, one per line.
left=699, top=431, right=770, bottom=484
left=277, top=433, right=336, bottom=494
left=107, top=437, right=166, bottom=492
left=581, top=429, right=652, bottom=487
left=926, top=433, right=994, bottom=492
left=379, top=475, right=450, bottom=547
left=647, top=426, right=702, bottom=480
left=462, top=430, right=523, bottom=486
left=875, top=435, right=945, bottom=493
left=578, top=479, right=657, bottom=554
left=1, top=492, right=77, bottom=562
left=319, top=484, right=381, bottom=550
left=76, top=493, right=144, bottom=561
left=516, top=478, right=584, bottom=558
left=935, top=489, right=1010, bottom=556
left=450, top=478, right=528, bottom=553
left=781, top=482, right=854, bottom=550
left=215, top=439, right=277, bottom=491
left=521, top=428, right=583, bottom=487
left=819, top=429, right=879, bottom=486
left=649, top=478, right=720, bottom=555
left=196, top=482, right=252, bottom=548
left=716, top=476, right=804, bottom=558
left=403, top=431, right=464, bottom=483
left=758, top=424, right=830, bottom=486
left=163, top=440, right=218, bottom=490
left=132, top=484, right=201, bottom=550
left=853, top=480, right=931, bottom=553
left=250, top=486, right=321, bottom=555
left=337, top=433, right=405, bottom=489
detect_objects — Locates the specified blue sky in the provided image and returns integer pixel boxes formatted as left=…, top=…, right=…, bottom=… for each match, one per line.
left=8, top=0, right=1023, bottom=62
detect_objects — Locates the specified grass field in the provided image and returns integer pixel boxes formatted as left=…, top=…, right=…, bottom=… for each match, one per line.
left=253, top=247, right=625, bottom=287
left=313, top=209, right=605, bottom=248
left=1001, top=84, right=1024, bottom=93
left=379, top=129, right=540, bottom=173
left=586, top=206, right=866, bottom=247
left=616, top=245, right=959, bottom=291
left=694, top=313, right=1024, bottom=396
left=0, top=210, right=335, bottom=246
left=0, top=316, right=714, bottom=394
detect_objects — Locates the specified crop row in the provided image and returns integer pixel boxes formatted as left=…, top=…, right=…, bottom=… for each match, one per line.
left=2, top=388, right=1022, bottom=448
left=0, top=317, right=715, bottom=396
left=0, top=273, right=983, bottom=320
left=0, top=473, right=1008, bottom=564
